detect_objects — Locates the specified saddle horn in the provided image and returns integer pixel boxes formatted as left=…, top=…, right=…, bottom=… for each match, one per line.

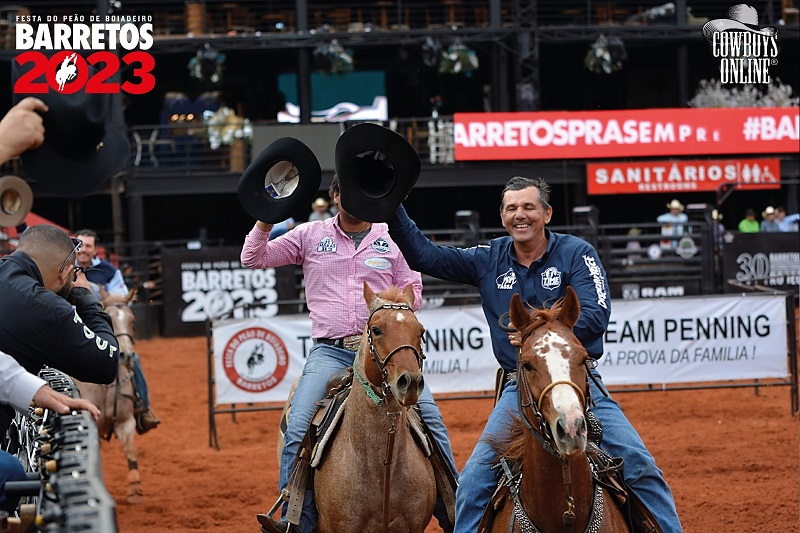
left=0, top=175, right=33, bottom=228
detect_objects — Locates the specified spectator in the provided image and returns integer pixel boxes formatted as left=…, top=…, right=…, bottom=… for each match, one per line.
left=776, top=206, right=799, bottom=232
left=625, top=227, right=643, bottom=264
left=74, top=229, right=160, bottom=435
left=1, top=349, right=100, bottom=512
left=307, top=197, right=332, bottom=222
left=738, top=208, right=759, bottom=233
left=0, top=97, right=118, bottom=438
left=760, top=206, right=781, bottom=233
left=656, top=199, right=688, bottom=248
left=712, top=209, right=726, bottom=248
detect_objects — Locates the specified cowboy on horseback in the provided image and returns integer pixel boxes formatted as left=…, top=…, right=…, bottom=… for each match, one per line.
left=241, top=174, right=458, bottom=533
left=75, top=229, right=160, bottom=435
left=387, top=176, right=683, bottom=532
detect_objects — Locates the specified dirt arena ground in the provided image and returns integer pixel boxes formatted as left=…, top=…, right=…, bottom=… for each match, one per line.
left=101, top=335, right=799, bottom=532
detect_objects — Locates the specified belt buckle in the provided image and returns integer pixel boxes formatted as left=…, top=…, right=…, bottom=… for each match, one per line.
left=341, top=335, right=361, bottom=352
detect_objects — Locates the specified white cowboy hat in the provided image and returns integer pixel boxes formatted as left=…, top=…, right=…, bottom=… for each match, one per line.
left=762, top=206, right=776, bottom=218
left=712, top=209, right=723, bottom=221
left=702, top=4, right=777, bottom=41
left=666, top=199, right=685, bottom=211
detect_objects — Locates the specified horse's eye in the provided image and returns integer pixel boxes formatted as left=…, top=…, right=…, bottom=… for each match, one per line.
left=371, top=326, right=382, bottom=336
left=521, top=361, right=533, bottom=372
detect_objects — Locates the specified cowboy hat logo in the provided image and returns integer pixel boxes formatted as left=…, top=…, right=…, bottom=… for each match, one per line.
left=702, top=4, right=778, bottom=41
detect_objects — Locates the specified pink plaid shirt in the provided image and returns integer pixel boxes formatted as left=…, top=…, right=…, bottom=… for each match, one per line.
left=241, top=216, right=422, bottom=339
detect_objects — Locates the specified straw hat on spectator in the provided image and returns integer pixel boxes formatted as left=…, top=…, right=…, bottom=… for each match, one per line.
left=762, top=206, right=776, bottom=219
left=666, top=199, right=684, bottom=211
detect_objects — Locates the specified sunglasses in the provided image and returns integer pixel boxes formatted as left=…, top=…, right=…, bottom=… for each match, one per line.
left=59, top=238, right=83, bottom=279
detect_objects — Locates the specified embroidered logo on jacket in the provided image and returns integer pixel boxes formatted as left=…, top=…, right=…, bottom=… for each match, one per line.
left=541, top=267, right=561, bottom=290
left=317, top=236, right=337, bottom=253
left=371, top=238, right=390, bottom=253
left=496, top=268, right=517, bottom=289
left=582, top=254, right=608, bottom=309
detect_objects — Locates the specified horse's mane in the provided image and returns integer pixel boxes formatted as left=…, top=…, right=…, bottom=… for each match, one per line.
left=518, top=297, right=563, bottom=341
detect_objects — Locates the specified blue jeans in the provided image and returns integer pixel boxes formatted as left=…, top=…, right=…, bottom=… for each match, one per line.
left=0, top=450, right=25, bottom=512
left=131, top=353, right=151, bottom=409
left=279, top=343, right=458, bottom=533
left=454, top=371, right=682, bottom=533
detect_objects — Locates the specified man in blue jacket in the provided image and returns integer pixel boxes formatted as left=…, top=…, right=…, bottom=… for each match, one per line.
left=388, top=176, right=682, bottom=532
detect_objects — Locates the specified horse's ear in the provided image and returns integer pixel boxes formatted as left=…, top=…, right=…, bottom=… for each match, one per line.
left=127, top=288, right=138, bottom=303
left=558, top=286, right=581, bottom=329
left=400, top=284, right=415, bottom=308
left=98, top=285, right=109, bottom=301
left=509, top=293, right=529, bottom=331
left=363, top=281, right=376, bottom=308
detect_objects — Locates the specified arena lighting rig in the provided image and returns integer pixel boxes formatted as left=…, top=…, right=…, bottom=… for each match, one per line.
left=3, top=369, right=117, bottom=532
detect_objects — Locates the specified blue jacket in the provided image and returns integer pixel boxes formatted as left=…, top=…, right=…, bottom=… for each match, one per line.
left=389, top=205, right=611, bottom=371
left=0, top=252, right=119, bottom=383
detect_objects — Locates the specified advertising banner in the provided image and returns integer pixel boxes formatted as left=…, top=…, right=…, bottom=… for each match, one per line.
left=453, top=107, right=799, bottom=161
left=586, top=158, right=781, bottom=195
left=212, top=294, right=789, bottom=404
left=722, top=233, right=800, bottom=292
left=161, top=246, right=296, bottom=337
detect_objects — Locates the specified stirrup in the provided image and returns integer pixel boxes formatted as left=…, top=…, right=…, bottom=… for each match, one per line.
left=258, top=491, right=292, bottom=533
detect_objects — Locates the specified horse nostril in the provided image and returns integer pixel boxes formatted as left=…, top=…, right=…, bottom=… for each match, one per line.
left=576, top=416, right=587, bottom=436
left=556, top=418, right=567, bottom=440
left=397, top=373, right=410, bottom=394
left=416, top=375, right=424, bottom=394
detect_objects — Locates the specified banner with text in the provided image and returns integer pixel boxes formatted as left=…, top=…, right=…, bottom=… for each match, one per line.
left=600, top=293, right=789, bottom=384
left=453, top=108, right=799, bottom=160
left=586, top=158, right=781, bottom=195
left=212, top=294, right=789, bottom=404
left=212, top=306, right=496, bottom=405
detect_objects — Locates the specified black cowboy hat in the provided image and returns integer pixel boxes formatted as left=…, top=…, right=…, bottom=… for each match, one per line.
left=12, top=59, right=130, bottom=198
left=335, top=123, right=420, bottom=223
left=237, top=137, right=321, bottom=224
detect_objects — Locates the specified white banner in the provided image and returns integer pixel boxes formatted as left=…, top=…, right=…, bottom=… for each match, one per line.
left=600, top=293, right=789, bottom=385
left=212, top=293, right=789, bottom=404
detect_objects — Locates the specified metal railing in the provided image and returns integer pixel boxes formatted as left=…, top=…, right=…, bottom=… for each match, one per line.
left=127, top=116, right=456, bottom=173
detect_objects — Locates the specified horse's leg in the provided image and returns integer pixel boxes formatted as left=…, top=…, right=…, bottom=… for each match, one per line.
left=114, top=418, right=143, bottom=504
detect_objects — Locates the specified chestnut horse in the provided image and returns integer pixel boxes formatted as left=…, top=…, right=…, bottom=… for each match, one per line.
left=75, top=287, right=143, bottom=504
left=490, top=287, right=628, bottom=533
left=312, top=283, right=436, bottom=533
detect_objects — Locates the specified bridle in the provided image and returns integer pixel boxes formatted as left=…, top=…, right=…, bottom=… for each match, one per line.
left=356, top=302, right=427, bottom=533
left=357, top=302, right=426, bottom=404
left=502, top=312, right=602, bottom=533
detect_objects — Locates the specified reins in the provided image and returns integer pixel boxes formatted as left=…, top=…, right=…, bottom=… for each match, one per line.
left=356, top=301, right=426, bottom=533
left=503, top=311, right=602, bottom=533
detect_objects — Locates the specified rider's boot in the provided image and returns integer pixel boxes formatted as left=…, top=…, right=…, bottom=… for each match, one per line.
left=257, top=514, right=290, bottom=533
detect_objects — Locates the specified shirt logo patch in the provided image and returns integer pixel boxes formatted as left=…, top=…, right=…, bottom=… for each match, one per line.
left=372, top=238, right=390, bottom=253
left=541, top=267, right=561, bottom=290
left=364, top=257, right=392, bottom=270
left=496, top=268, right=517, bottom=290
left=317, top=236, right=337, bottom=253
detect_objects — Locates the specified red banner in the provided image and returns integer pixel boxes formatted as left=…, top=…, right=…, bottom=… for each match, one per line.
left=586, top=158, right=782, bottom=195
left=453, top=108, right=799, bottom=160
